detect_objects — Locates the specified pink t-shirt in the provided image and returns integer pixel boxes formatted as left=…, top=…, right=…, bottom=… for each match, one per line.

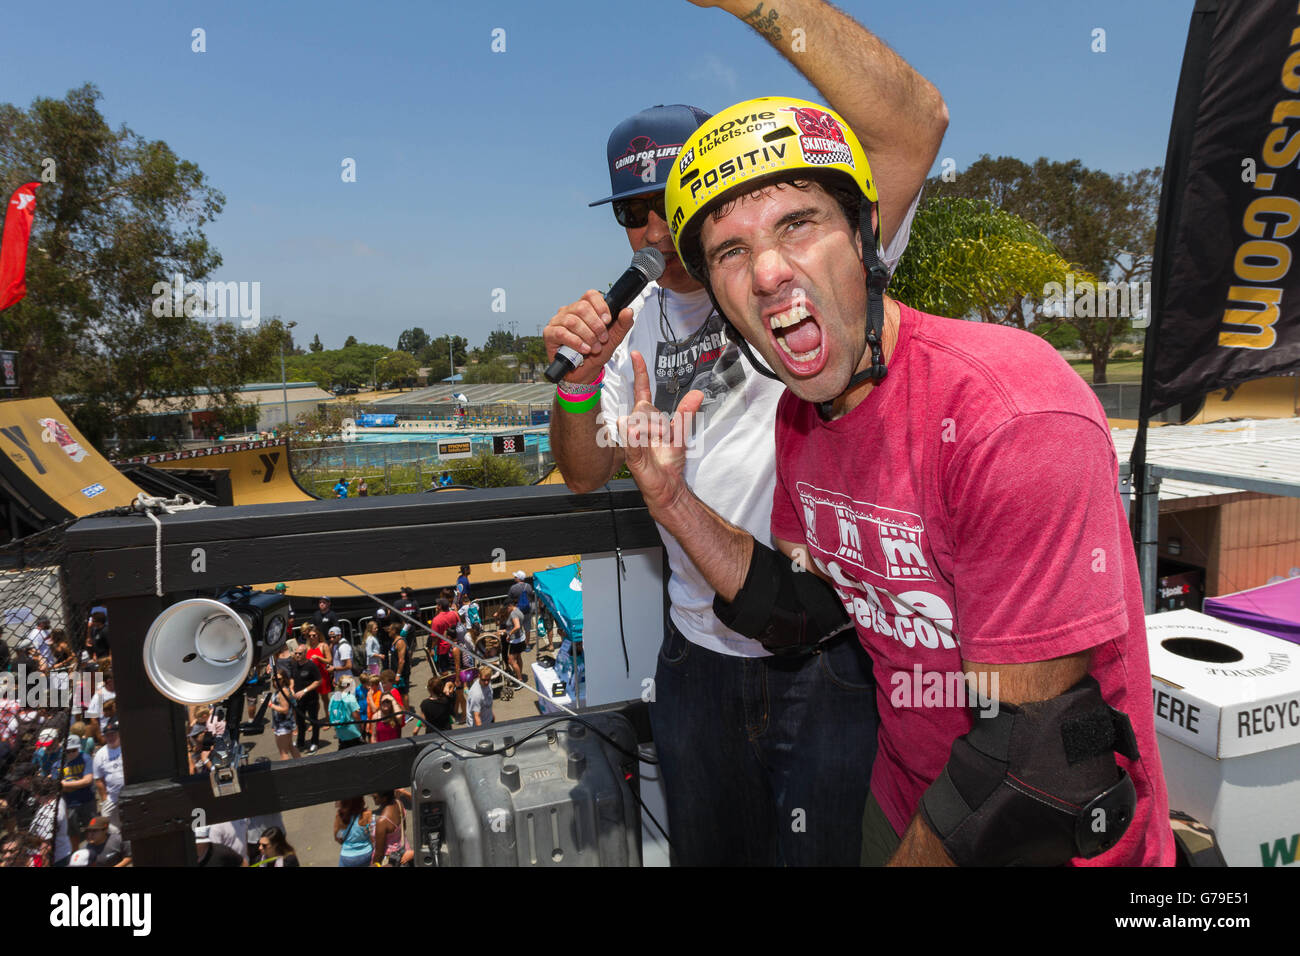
left=770, top=304, right=1174, bottom=866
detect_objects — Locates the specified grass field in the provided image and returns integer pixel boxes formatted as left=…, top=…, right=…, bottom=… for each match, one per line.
left=1067, top=359, right=1144, bottom=384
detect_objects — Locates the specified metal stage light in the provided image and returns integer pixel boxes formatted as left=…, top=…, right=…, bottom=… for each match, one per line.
left=142, top=587, right=290, bottom=796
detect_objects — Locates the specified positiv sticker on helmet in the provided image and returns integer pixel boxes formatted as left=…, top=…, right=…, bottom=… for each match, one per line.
left=686, top=142, right=789, bottom=202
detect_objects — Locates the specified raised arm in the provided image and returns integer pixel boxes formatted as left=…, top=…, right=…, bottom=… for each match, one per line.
left=694, top=0, right=948, bottom=247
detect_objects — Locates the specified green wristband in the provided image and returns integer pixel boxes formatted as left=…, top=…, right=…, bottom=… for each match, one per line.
left=557, top=390, right=601, bottom=414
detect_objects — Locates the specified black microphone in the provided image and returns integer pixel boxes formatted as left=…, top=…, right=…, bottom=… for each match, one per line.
left=545, top=247, right=666, bottom=384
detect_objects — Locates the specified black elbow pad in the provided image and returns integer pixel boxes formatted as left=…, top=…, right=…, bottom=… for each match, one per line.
left=919, top=674, right=1141, bottom=866
left=713, top=540, right=853, bottom=656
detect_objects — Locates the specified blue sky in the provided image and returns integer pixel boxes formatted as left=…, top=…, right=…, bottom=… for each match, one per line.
left=5, top=0, right=1194, bottom=351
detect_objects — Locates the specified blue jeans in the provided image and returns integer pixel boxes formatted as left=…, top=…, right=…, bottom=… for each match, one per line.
left=649, top=621, right=878, bottom=866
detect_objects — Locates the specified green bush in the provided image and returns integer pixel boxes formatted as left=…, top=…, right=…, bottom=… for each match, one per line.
left=447, top=453, right=530, bottom=488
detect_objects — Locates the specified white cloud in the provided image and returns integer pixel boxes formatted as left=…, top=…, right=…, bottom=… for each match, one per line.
left=690, top=55, right=738, bottom=92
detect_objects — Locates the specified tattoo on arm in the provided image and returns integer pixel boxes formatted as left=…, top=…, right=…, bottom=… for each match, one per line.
left=743, top=2, right=782, bottom=42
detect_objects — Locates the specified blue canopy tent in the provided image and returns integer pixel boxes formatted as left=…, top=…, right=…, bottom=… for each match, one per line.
left=533, top=563, right=582, bottom=643
left=531, top=563, right=583, bottom=706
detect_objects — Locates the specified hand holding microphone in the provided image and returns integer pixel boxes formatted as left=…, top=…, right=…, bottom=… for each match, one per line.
left=544, top=247, right=665, bottom=384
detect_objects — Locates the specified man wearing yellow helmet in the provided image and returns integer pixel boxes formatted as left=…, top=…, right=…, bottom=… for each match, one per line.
left=618, top=100, right=1175, bottom=866
left=543, top=1, right=947, bottom=865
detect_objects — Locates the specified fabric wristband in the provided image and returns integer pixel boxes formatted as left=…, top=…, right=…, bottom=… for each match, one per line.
left=556, top=391, right=602, bottom=414
left=556, top=384, right=602, bottom=405
left=556, top=368, right=605, bottom=396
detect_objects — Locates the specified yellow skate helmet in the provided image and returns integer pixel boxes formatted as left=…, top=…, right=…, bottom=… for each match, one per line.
left=666, top=97, right=889, bottom=406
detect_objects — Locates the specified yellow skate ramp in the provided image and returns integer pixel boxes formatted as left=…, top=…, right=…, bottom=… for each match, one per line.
left=0, top=397, right=144, bottom=521
left=141, top=438, right=317, bottom=505
left=1185, top=375, right=1299, bottom=423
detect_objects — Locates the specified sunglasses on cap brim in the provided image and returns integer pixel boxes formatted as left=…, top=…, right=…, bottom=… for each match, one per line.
left=612, top=192, right=667, bottom=229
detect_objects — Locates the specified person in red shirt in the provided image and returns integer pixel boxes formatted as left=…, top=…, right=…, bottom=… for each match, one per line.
left=304, top=627, right=332, bottom=698
left=428, top=598, right=461, bottom=674
left=372, top=695, right=403, bottom=743
left=613, top=97, right=1174, bottom=867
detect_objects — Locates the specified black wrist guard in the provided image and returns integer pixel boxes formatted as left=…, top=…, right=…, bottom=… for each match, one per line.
left=919, top=674, right=1140, bottom=866
left=712, top=539, right=854, bottom=656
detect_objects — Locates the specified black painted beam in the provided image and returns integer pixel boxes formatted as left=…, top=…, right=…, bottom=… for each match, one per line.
left=120, top=702, right=651, bottom=841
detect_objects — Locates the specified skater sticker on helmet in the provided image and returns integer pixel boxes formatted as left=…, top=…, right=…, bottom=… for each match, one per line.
left=782, top=105, right=854, bottom=167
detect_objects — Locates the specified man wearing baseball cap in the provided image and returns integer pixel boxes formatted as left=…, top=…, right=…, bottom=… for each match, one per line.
left=81, top=815, right=130, bottom=867
left=92, top=718, right=125, bottom=831
left=60, top=734, right=96, bottom=850
left=329, top=625, right=354, bottom=684
left=542, top=0, right=946, bottom=865
left=310, top=595, right=340, bottom=637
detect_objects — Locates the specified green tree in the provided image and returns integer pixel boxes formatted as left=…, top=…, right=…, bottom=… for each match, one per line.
left=481, top=328, right=517, bottom=357
left=447, top=452, right=530, bottom=488
left=310, top=333, right=323, bottom=352
left=890, top=197, right=1081, bottom=328
left=343, top=334, right=358, bottom=348
left=0, top=84, right=281, bottom=449
left=516, top=336, right=548, bottom=382
left=279, top=341, right=387, bottom=389
left=376, top=349, right=418, bottom=385
left=462, top=358, right=516, bottom=384
left=419, top=334, right=467, bottom=368
left=418, top=334, right=469, bottom=381
left=397, top=327, right=430, bottom=355
left=926, top=156, right=1160, bottom=383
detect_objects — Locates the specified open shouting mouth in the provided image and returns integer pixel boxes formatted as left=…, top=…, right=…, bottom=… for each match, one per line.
left=766, top=299, right=828, bottom=377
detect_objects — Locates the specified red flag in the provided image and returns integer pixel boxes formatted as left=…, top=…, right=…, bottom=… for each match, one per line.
left=0, top=182, right=40, bottom=311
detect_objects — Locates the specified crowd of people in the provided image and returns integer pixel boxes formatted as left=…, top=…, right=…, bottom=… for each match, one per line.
left=240, top=569, right=542, bottom=763
left=0, top=562, right=551, bottom=867
left=188, top=568, right=550, bottom=865
left=1, top=609, right=124, bottom=867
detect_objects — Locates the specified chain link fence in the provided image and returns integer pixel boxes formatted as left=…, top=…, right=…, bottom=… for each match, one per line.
left=0, top=521, right=102, bottom=867
left=292, top=440, right=556, bottom=494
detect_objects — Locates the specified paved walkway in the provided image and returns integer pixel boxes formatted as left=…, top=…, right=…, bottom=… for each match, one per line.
left=242, top=628, right=563, bottom=866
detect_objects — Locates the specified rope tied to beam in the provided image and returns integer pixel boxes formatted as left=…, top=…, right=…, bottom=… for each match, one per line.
left=130, top=493, right=213, bottom=597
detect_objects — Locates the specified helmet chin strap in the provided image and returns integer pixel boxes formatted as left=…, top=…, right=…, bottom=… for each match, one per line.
left=818, top=199, right=888, bottom=418
left=703, top=199, right=889, bottom=415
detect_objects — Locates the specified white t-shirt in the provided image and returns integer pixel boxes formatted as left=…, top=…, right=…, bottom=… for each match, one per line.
left=28, top=626, right=55, bottom=666
left=208, top=819, right=249, bottom=860
left=85, top=687, right=115, bottom=720
left=32, top=797, right=70, bottom=863
left=92, top=745, right=125, bottom=813
left=466, top=681, right=494, bottom=725
left=333, top=641, right=352, bottom=671
left=598, top=196, right=918, bottom=657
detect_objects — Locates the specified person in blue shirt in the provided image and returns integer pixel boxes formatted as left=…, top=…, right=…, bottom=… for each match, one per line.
left=333, top=478, right=349, bottom=499
left=455, top=565, right=470, bottom=603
